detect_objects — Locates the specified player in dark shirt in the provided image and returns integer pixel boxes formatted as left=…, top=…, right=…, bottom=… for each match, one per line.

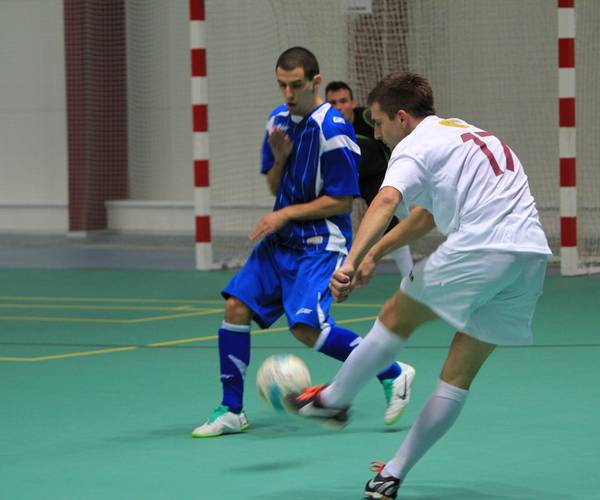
left=326, top=81, right=413, bottom=276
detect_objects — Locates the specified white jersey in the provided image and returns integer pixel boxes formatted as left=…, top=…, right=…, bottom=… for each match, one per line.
left=382, top=115, right=551, bottom=255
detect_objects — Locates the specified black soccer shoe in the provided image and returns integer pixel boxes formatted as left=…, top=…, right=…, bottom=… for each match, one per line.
left=284, top=384, right=350, bottom=428
left=364, top=461, right=401, bottom=499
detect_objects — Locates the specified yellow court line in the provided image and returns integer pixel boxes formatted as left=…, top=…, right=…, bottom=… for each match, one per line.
left=147, top=324, right=293, bottom=347
left=0, top=308, right=223, bottom=324
left=5, top=346, right=139, bottom=363
left=0, top=304, right=213, bottom=312
left=1, top=315, right=378, bottom=363
left=126, top=309, right=223, bottom=323
left=0, top=295, right=224, bottom=305
left=149, top=315, right=378, bottom=347
left=0, top=296, right=383, bottom=308
left=333, top=303, right=382, bottom=308
left=0, top=315, right=140, bottom=324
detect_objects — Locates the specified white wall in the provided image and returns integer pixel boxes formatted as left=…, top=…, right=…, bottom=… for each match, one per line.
left=126, top=0, right=193, bottom=202
left=0, top=0, right=67, bottom=230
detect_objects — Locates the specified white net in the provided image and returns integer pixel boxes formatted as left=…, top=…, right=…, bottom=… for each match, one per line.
left=577, top=1, right=600, bottom=266
left=204, top=0, right=349, bottom=265
left=403, top=0, right=560, bottom=260
left=123, top=0, right=599, bottom=271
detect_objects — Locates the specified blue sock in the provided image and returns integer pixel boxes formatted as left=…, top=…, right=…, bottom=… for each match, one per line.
left=218, top=321, right=251, bottom=414
left=316, top=326, right=401, bottom=381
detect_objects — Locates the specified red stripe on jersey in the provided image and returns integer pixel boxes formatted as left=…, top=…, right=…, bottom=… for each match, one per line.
left=560, top=217, right=577, bottom=247
left=558, top=38, right=575, bottom=68
left=194, top=160, right=209, bottom=187
left=558, top=0, right=574, bottom=8
left=191, top=48, right=207, bottom=77
left=560, top=158, right=576, bottom=186
left=190, top=0, right=205, bottom=20
left=193, top=104, right=208, bottom=132
left=196, top=216, right=211, bottom=242
left=559, top=98, right=575, bottom=127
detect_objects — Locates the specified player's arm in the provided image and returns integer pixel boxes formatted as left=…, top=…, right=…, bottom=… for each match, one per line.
left=282, top=194, right=353, bottom=220
left=330, top=186, right=400, bottom=302
left=367, top=207, right=434, bottom=262
left=249, top=195, right=352, bottom=242
left=348, top=187, right=401, bottom=266
left=265, top=128, right=292, bottom=195
left=265, top=158, right=286, bottom=196
left=353, top=207, right=434, bottom=289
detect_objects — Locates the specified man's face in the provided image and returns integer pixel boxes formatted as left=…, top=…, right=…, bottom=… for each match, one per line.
left=370, top=101, right=409, bottom=149
left=276, top=66, right=320, bottom=117
left=326, top=88, right=355, bottom=123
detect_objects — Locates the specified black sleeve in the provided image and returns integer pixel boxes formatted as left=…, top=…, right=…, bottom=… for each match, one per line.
left=353, top=107, right=390, bottom=178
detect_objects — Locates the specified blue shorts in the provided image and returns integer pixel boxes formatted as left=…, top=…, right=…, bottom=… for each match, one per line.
left=222, top=239, right=345, bottom=330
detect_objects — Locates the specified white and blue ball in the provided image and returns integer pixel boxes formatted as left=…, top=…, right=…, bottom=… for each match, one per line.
left=256, top=354, right=311, bottom=412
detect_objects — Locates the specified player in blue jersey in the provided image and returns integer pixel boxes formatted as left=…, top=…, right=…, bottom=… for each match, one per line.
left=192, top=47, right=415, bottom=438
left=325, top=80, right=414, bottom=278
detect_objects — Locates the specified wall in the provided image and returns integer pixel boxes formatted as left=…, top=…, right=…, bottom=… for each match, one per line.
left=0, top=0, right=68, bottom=231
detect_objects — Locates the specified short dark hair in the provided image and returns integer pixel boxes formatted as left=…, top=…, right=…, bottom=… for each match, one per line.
left=367, top=72, right=435, bottom=119
left=324, top=81, right=354, bottom=100
left=275, top=46, right=320, bottom=81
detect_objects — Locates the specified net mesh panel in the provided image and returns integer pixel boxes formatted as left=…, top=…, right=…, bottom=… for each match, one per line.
left=402, top=0, right=560, bottom=260
left=122, top=0, right=599, bottom=269
left=205, top=0, right=348, bottom=266
left=126, top=0, right=192, bottom=203
left=374, top=0, right=599, bottom=267
left=577, top=1, right=600, bottom=266
left=65, top=0, right=128, bottom=231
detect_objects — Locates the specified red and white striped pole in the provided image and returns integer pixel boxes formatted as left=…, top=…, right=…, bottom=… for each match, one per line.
left=558, top=0, right=578, bottom=275
left=190, top=0, right=212, bottom=270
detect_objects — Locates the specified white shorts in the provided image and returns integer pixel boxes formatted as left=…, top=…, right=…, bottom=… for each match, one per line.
left=400, top=245, right=548, bottom=345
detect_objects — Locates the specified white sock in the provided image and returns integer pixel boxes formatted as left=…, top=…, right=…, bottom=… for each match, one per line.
left=320, top=318, right=406, bottom=408
left=383, top=379, right=468, bottom=479
left=390, top=245, right=414, bottom=278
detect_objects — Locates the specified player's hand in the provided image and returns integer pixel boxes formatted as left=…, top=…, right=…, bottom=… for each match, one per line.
left=268, top=128, right=293, bottom=164
left=355, top=255, right=377, bottom=289
left=249, top=210, right=289, bottom=242
left=330, top=263, right=356, bottom=303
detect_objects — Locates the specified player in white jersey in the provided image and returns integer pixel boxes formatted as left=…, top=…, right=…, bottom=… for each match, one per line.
left=286, top=72, right=551, bottom=498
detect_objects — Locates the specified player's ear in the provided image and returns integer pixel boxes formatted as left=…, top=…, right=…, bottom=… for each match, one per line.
left=312, top=74, right=322, bottom=88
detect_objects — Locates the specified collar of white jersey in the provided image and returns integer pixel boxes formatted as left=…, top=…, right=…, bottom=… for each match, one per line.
left=415, top=114, right=440, bottom=129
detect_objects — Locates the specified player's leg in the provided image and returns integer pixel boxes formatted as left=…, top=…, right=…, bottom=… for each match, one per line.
left=286, top=250, right=415, bottom=425
left=217, top=298, right=252, bottom=415
left=191, top=297, right=253, bottom=438
left=291, top=323, right=403, bottom=385
left=376, top=333, right=494, bottom=487
left=287, top=289, right=436, bottom=426
left=366, top=251, right=547, bottom=495
left=292, top=324, right=413, bottom=424
left=318, top=289, right=436, bottom=409
left=192, top=241, right=284, bottom=438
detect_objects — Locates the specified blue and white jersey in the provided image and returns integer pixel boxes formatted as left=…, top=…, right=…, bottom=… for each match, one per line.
left=261, top=102, right=360, bottom=253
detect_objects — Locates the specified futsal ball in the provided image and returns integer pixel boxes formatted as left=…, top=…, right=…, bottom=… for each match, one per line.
left=256, top=354, right=311, bottom=413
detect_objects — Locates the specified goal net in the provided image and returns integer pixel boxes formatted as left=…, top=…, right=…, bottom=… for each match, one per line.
left=124, top=0, right=600, bottom=272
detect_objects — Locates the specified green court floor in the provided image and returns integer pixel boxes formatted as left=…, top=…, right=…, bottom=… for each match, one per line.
left=1, top=269, right=599, bottom=499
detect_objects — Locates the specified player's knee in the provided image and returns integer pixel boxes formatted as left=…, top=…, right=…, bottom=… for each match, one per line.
left=380, top=291, right=436, bottom=337
left=379, top=301, right=415, bottom=338
left=224, top=297, right=252, bottom=324
left=290, top=324, right=319, bottom=347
